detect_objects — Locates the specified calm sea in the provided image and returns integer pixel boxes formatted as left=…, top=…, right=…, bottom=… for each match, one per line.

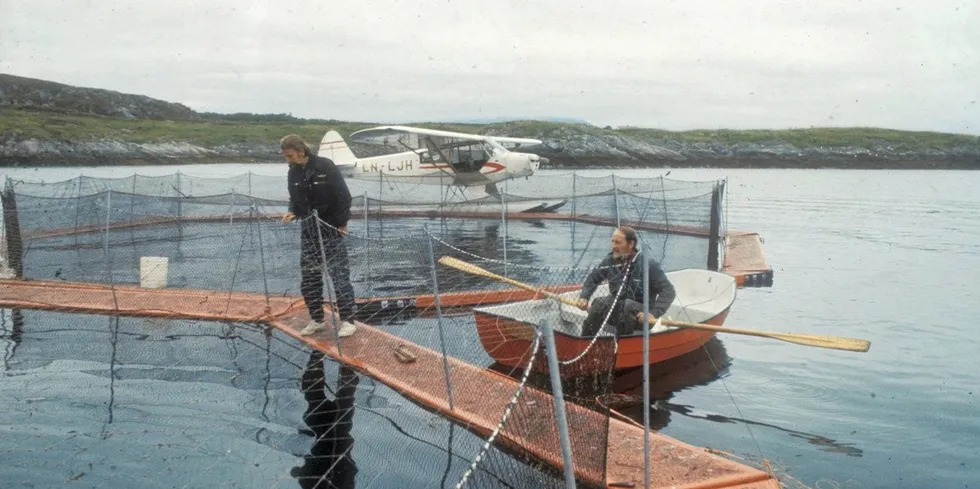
left=1, top=165, right=977, bottom=489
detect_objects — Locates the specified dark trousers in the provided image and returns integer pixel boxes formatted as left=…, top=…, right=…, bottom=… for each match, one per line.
left=300, top=222, right=355, bottom=323
left=582, top=295, right=645, bottom=337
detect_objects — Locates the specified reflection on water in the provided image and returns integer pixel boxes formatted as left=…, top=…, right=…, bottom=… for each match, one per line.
left=292, top=351, right=359, bottom=489
left=485, top=339, right=729, bottom=431
left=663, top=403, right=863, bottom=458
left=604, top=338, right=731, bottom=431
left=609, top=339, right=862, bottom=457
left=1, top=308, right=25, bottom=370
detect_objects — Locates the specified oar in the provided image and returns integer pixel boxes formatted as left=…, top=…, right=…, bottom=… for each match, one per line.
left=438, top=256, right=871, bottom=353
left=655, top=318, right=870, bottom=352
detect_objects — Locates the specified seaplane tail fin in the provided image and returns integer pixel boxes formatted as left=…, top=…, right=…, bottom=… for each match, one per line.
left=318, top=131, right=357, bottom=165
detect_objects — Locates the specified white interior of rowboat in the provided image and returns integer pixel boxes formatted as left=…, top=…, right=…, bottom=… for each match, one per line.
left=475, top=269, right=738, bottom=338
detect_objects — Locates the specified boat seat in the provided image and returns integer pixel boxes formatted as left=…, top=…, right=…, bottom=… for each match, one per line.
left=555, top=300, right=718, bottom=336
left=664, top=303, right=717, bottom=324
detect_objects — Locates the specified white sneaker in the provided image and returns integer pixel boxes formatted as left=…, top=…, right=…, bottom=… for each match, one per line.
left=300, top=320, right=325, bottom=336
left=338, top=321, right=357, bottom=338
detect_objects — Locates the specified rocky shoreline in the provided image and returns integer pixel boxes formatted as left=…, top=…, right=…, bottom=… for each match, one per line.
left=1, top=137, right=976, bottom=169
left=0, top=139, right=277, bottom=166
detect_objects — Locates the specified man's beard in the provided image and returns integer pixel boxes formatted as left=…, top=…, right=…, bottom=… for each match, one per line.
left=612, top=250, right=633, bottom=261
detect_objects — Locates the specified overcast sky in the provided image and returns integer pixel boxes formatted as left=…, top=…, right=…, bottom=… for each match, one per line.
left=1, top=0, right=977, bottom=134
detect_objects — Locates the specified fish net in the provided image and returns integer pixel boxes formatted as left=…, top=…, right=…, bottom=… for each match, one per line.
left=1, top=171, right=725, bottom=488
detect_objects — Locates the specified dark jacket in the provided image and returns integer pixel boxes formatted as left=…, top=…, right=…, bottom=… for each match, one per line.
left=579, top=252, right=677, bottom=318
left=288, top=155, right=352, bottom=228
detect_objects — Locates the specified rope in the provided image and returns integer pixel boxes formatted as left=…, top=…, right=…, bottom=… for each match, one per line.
left=455, top=330, right=544, bottom=488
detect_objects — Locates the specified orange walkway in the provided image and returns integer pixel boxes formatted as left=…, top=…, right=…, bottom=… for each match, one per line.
left=723, top=232, right=774, bottom=287
left=0, top=279, right=780, bottom=489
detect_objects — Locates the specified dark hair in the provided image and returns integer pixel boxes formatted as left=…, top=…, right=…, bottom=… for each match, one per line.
left=616, top=225, right=638, bottom=250
left=279, top=134, right=311, bottom=155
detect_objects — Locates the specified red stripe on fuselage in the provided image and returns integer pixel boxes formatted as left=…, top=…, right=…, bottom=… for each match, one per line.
left=482, top=162, right=505, bottom=174
left=415, top=161, right=505, bottom=173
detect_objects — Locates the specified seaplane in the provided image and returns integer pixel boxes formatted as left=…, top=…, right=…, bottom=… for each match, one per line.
left=316, top=125, right=566, bottom=213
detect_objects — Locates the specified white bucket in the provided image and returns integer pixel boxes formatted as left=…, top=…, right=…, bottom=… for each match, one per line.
left=140, top=256, right=169, bottom=288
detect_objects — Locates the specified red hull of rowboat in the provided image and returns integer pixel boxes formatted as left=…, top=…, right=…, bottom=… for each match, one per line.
left=475, top=306, right=731, bottom=377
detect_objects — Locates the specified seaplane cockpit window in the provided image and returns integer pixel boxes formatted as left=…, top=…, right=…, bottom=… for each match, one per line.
left=449, top=142, right=491, bottom=172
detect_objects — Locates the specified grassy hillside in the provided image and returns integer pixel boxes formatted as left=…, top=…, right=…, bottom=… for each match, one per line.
left=0, top=107, right=361, bottom=146
left=616, top=126, right=979, bottom=151
left=0, top=73, right=197, bottom=120
left=2, top=107, right=976, bottom=152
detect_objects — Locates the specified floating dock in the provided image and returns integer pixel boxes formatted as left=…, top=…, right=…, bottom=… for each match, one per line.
left=723, top=231, right=773, bottom=287
left=0, top=279, right=779, bottom=489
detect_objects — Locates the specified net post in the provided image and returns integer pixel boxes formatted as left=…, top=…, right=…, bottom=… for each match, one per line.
left=425, top=226, right=455, bottom=411
left=571, top=172, right=577, bottom=253
left=73, top=175, right=83, bottom=247
left=378, top=171, right=384, bottom=238
left=104, top=190, right=119, bottom=310
left=1, top=180, right=24, bottom=278
left=175, top=171, right=183, bottom=220
left=129, top=175, right=138, bottom=267
left=501, top=182, right=508, bottom=278
left=175, top=172, right=184, bottom=241
left=613, top=174, right=621, bottom=228
left=104, top=189, right=111, bottom=269
left=130, top=174, right=137, bottom=217
left=541, top=318, right=578, bottom=489
left=641, top=243, right=651, bottom=489
left=252, top=203, right=272, bottom=316
left=708, top=180, right=723, bottom=271
left=313, top=210, right=344, bottom=357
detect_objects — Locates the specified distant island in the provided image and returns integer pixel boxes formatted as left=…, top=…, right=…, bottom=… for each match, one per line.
left=1, top=73, right=977, bottom=169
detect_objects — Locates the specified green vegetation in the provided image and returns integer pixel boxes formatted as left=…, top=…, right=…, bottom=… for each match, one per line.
left=0, top=108, right=586, bottom=145
left=615, top=126, right=979, bottom=151
left=3, top=106, right=974, bottom=153
left=0, top=107, right=374, bottom=146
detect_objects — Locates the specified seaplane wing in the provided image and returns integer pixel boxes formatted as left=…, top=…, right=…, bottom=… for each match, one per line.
left=350, top=125, right=542, bottom=150
left=485, top=135, right=545, bottom=149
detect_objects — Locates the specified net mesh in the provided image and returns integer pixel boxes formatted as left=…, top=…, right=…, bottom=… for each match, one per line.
left=1, top=171, right=727, bottom=489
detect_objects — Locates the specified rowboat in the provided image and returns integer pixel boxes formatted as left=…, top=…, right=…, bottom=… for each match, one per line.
left=473, top=269, right=737, bottom=377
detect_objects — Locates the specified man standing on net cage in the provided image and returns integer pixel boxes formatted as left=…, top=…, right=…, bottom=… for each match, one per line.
left=280, top=134, right=357, bottom=338
left=576, top=226, right=676, bottom=337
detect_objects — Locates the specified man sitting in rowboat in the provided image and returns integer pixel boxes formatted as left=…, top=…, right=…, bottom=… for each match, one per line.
left=576, top=226, right=677, bottom=337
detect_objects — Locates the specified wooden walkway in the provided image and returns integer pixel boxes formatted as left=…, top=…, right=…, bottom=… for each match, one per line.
left=0, top=279, right=780, bottom=489
left=723, top=231, right=774, bottom=287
